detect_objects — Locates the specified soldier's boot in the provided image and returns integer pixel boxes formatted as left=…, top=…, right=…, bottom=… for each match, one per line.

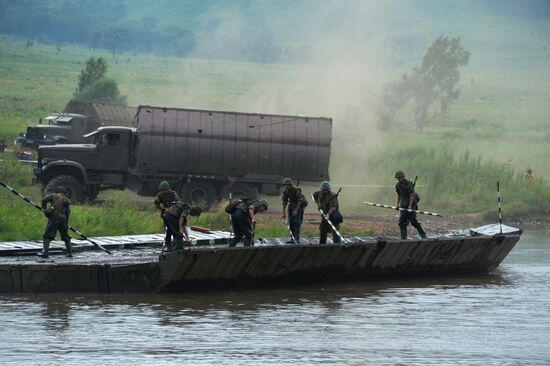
left=38, top=239, right=50, bottom=258
left=243, top=238, right=253, bottom=247
left=64, top=239, right=73, bottom=257
left=164, top=239, right=173, bottom=252
left=414, top=224, right=427, bottom=239
left=228, top=237, right=240, bottom=247
left=399, top=226, right=408, bottom=240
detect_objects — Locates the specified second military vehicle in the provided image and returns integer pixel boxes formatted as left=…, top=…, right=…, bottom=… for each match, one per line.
left=16, top=100, right=135, bottom=148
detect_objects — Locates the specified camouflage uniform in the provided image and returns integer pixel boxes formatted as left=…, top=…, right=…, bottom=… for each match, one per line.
left=282, top=186, right=306, bottom=243
left=395, top=178, right=426, bottom=239
left=154, top=189, right=180, bottom=250
left=228, top=200, right=267, bottom=247
left=162, top=202, right=189, bottom=251
left=313, top=190, right=340, bottom=244
left=41, top=192, right=72, bottom=257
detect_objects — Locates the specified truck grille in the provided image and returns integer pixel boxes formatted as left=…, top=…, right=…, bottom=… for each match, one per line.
left=26, top=127, right=43, bottom=139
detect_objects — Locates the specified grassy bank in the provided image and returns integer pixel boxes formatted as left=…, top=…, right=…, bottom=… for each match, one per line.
left=1, top=36, right=550, bottom=241
left=360, top=146, right=550, bottom=219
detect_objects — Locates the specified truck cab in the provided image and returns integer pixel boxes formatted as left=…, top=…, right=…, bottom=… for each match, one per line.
left=16, top=113, right=94, bottom=148
left=34, top=126, right=135, bottom=202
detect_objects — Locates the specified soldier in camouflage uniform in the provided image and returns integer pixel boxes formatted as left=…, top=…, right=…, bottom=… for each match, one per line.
left=154, top=181, right=180, bottom=251
left=313, top=181, right=341, bottom=244
left=40, top=186, right=72, bottom=258
left=395, top=170, right=427, bottom=239
left=163, top=201, right=202, bottom=251
left=281, top=177, right=307, bottom=243
left=228, top=199, right=269, bottom=247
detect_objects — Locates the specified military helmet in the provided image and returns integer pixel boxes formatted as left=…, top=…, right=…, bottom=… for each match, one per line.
left=258, top=199, right=269, bottom=210
left=54, top=185, right=67, bottom=194
left=159, top=181, right=170, bottom=190
left=320, top=181, right=331, bottom=190
left=282, top=177, right=293, bottom=185
left=394, top=170, right=405, bottom=178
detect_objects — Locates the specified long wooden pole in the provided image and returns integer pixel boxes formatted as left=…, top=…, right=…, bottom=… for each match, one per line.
left=0, top=181, right=112, bottom=255
left=496, top=181, right=503, bottom=234
left=363, top=202, right=444, bottom=217
left=312, top=193, right=344, bottom=243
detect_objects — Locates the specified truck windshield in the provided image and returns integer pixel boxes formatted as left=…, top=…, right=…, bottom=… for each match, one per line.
left=44, top=115, right=73, bottom=126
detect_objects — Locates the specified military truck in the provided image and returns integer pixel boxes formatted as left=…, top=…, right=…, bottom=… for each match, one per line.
left=33, top=105, right=333, bottom=205
left=16, top=100, right=135, bottom=148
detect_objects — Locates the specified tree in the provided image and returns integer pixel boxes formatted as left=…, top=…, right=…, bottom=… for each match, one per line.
left=75, top=57, right=107, bottom=94
left=73, top=57, right=127, bottom=105
left=379, top=36, right=470, bottom=130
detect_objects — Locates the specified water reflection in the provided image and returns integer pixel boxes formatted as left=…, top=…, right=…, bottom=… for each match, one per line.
left=3, top=272, right=513, bottom=321
left=0, top=228, right=548, bottom=365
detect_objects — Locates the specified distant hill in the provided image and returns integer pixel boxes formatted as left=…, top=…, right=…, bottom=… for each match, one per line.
left=0, top=0, right=549, bottom=66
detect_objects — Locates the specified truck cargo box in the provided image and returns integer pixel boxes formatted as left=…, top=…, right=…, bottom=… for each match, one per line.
left=135, top=106, right=332, bottom=182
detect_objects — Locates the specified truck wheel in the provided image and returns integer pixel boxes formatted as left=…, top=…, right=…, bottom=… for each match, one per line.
left=220, top=182, right=257, bottom=201
left=45, top=175, right=86, bottom=203
left=179, top=181, right=217, bottom=209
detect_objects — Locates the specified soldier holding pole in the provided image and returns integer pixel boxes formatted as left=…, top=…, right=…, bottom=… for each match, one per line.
left=40, top=186, right=72, bottom=258
left=281, top=177, right=307, bottom=244
left=394, top=170, right=427, bottom=239
left=312, top=181, right=342, bottom=244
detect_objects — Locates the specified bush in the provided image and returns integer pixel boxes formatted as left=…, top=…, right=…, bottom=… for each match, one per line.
left=76, top=78, right=127, bottom=105
left=365, top=146, right=550, bottom=219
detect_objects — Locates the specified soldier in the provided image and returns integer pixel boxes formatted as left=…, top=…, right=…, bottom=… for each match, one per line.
left=525, top=168, right=535, bottom=181
left=227, top=199, right=269, bottom=247
left=163, top=202, right=202, bottom=251
left=154, top=181, right=180, bottom=250
left=394, top=170, right=427, bottom=239
left=39, top=186, right=72, bottom=258
left=281, top=177, right=307, bottom=243
left=313, top=181, right=341, bottom=244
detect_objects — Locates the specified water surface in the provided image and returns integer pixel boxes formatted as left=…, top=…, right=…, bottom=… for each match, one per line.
left=1, top=228, right=549, bottom=365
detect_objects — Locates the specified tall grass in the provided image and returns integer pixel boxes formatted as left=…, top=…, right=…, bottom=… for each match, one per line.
left=364, top=146, right=550, bottom=219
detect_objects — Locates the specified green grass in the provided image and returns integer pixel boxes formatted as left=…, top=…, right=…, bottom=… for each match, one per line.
left=1, top=35, right=550, bottom=241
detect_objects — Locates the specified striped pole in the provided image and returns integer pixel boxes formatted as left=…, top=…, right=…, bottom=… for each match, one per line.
left=228, top=192, right=233, bottom=239
left=284, top=220, right=298, bottom=244
left=0, top=181, right=112, bottom=255
left=496, top=181, right=503, bottom=234
left=312, top=193, right=345, bottom=243
left=363, top=202, right=444, bottom=217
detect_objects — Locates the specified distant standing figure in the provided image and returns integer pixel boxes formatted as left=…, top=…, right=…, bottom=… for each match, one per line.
left=154, top=181, right=180, bottom=251
left=163, top=202, right=202, bottom=251
left=228, top=199, right=269, bottom=247
left=40, top=186, right=72, bottom=258
left=394, top=170, right=427, bottom=239
left=281, top=177, right=307, bottom=243
left=313, top=181, right=341, bottom=244
left=525, top=168, right=535, bottom=181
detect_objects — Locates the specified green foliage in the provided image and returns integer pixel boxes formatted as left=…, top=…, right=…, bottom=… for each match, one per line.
left=77, top=78, right=127, bottom=105
left=76, top=57, right=107, bottom=94
left=366, top=146, right=550, bottom=219
left=379, top=36, right=470, bottom=130
left=73, top=57, right=127, bottom=105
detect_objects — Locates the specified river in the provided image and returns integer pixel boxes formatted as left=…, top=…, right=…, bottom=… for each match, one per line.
left=1, top=227, right=549, bottom=365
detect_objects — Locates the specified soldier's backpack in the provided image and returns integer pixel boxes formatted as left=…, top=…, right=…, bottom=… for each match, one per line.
left=299, top=194, right=309, bottom=208
left=331, top=210, right=343, bottom=225
left=224, top=198, right=255, bottom=213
